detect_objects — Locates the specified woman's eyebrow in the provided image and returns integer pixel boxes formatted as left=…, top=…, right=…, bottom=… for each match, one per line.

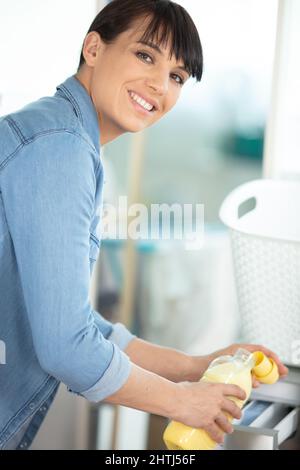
left=136, top=40, right=189, bottom=75
left=177, top=65, right=189, bottom=76
left=136, top=40, right=162, bottom=54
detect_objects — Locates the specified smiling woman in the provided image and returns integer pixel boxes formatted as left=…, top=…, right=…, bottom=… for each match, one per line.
left=76, top=0, right=203, bottom=143
left=2, top=0, right=284, bottom=453
left=0, top=0, right=206, bottom=451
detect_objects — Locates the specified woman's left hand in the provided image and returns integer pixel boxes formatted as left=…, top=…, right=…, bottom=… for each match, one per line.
left=207, top=343, right=289, bottom=388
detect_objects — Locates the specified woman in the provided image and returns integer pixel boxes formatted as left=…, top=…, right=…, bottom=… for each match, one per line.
left=0, top=0, right=287, bottom=450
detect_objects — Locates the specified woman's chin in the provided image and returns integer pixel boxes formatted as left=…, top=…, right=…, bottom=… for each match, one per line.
left=125, top=122, right=149, bottom=133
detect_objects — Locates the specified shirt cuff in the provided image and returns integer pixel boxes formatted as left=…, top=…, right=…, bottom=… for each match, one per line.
left=108, top=322, right=137, bottom=350
left=79, top=344, right=133, bottom=402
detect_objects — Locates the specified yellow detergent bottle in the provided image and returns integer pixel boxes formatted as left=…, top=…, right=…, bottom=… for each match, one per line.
left=163, top=348, right=279, bottom=450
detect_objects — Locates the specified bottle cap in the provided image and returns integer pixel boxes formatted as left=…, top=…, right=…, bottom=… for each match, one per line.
left=252, top=352, right=279, bottom=384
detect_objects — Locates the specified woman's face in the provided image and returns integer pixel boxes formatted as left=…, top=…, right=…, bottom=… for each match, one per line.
left=77, top=17, right=190, bottom=144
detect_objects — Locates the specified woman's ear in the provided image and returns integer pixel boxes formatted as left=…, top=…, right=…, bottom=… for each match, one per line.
left=82, top=31, right=103, bottom=67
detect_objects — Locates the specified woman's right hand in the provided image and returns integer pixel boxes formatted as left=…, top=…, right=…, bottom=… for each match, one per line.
left=173, top=381, right=246, bottom=444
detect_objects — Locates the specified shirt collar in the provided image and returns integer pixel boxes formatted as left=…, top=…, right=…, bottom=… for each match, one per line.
left=55, top=75, right=100, bottom=154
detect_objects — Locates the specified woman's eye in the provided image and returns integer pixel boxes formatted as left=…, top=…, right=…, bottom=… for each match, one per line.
left=135, top=52, right=184, bottom=85
left=171, top=74, right=184, bottom=85
left=136, top=51, right=153, bottom=64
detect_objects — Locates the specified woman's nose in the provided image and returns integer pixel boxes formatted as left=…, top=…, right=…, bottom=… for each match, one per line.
left=146, top=72, right=169, bottom=96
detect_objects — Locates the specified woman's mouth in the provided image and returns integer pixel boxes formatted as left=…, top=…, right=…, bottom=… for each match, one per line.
left=128, top=91, right=156, bottom=114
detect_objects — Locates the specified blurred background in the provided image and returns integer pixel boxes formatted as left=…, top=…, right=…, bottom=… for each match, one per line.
left=1, top=0, right=299, bottom=450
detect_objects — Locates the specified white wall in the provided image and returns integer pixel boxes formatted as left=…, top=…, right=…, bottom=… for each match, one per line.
left=264, top=0, right=300, bottom=179
left=175, top=0, right=278, bottom=128
left=0, top=0, right=98, bottom=114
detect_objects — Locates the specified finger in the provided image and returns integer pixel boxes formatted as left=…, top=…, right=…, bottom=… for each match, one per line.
left=222, top=399, right=242, bottom=420
left=222, top=384, right=246, bottom=401
left=243, top=344, right=289, bottom=376
left=215, top=414, right=234, bottom=434
left=251, top=373, right=260, bottom=388
left=205, top=423, right=225, bottom=444
left=258, top=348, right=289, bottom=376
left=270, top=356, right=289, bottom=376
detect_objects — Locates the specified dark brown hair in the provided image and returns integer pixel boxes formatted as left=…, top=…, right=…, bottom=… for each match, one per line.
left=78, top=0, right=203, bottom=81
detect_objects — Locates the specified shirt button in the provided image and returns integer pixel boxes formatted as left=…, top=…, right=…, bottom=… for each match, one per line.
left=40, top=406, right=47, bottom=412
left=29, top=402, right=35, bottom=410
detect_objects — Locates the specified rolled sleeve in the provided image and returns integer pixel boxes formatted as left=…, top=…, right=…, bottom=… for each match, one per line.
left=80, top=344, right=133, bottom=402
left=108, top=322, right=137, bottom=350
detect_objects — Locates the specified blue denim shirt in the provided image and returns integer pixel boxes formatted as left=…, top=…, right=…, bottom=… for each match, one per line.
left=0, top=76, right=136, bottom=449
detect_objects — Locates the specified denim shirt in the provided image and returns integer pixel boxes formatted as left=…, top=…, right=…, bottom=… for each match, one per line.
left=0, top=76, right=136, bottom=449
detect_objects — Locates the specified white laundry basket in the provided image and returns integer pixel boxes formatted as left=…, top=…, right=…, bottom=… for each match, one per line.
left=220, top=179, right=300, bottom=366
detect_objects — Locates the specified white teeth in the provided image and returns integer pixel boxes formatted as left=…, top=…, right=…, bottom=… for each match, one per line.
left=130, top=92, right=154, bottom=111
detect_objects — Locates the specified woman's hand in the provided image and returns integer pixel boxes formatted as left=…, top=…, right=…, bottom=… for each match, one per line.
left=189, top=343, right=288, bottom=386
left=174, top=380, right=246, bottom=443
left=201, top=343, right=289, bottom=388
